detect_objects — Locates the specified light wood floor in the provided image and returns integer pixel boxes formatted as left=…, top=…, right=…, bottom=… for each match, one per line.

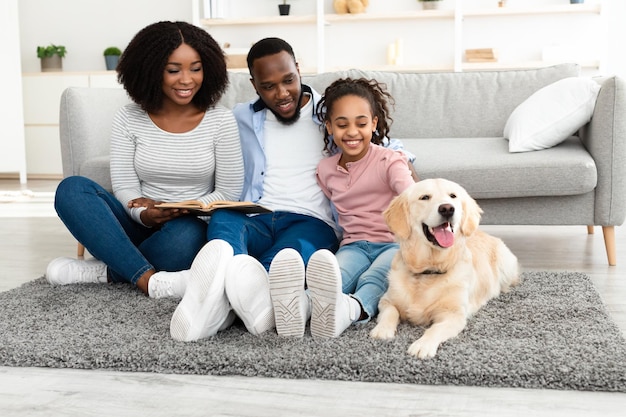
left=0, top=179, right=625, bottom=416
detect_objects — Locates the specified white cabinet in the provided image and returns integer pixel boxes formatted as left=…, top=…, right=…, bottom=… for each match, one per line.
left=197, top=0, right=604, bottom=74
left=21, top=72, right=121, bottom=177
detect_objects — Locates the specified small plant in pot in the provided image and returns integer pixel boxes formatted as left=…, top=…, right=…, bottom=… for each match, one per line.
left=37, top=44, right=66, bottom=72
left=103, top=46, right=122, bottom=71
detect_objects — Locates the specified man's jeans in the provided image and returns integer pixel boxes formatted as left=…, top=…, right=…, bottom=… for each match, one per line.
left=206, top=209, right=338, bottom=271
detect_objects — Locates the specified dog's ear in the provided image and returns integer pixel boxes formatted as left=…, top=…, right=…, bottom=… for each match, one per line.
left=460, top=194, right=483, bottom=236
left=384, top=194, right=412, bottom=240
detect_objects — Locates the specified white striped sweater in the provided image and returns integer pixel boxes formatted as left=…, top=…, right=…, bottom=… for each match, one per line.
left=110, top=103, right=244, bottom=223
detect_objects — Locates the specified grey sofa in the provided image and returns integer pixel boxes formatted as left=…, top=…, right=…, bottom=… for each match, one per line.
left=59, top=63, right=626, bottom=265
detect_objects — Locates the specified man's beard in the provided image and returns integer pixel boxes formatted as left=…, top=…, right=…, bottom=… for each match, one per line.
left=268, top=91, right=304, bottom=126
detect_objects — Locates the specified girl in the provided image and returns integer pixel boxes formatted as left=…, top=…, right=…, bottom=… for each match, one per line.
left=307, top=77, right=416, bottom=337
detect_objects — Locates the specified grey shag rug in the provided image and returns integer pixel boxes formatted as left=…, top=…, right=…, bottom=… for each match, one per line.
left=1, top=271, right=625, bottom=392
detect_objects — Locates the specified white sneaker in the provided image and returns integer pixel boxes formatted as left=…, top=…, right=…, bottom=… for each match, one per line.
left=269, top=248, right=310, bottom=337
left=307, top=249, right=360, bottom=338
left=170, top=239, right=234, bottom=342
left=46, top=257, right=107, bottom=285
left=225, top=254, right=275, bottom=335
left=148, top=270, right=191, bottom=299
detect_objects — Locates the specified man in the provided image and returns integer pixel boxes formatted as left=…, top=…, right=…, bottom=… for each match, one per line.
left=170, top=37, right=415, bottom=342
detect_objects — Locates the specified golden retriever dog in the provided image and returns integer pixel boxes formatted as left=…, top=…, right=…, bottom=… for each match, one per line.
left=370, top=178, right=520, bottom=359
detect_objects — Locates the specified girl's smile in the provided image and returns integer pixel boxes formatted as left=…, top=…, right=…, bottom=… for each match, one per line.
left=325, top=94, right=378, bottom=168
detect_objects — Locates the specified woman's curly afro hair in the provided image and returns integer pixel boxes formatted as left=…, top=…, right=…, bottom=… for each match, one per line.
left=116, top=21, right=228, bottom=113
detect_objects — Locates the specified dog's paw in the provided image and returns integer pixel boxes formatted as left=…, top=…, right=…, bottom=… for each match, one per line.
left=370, top=324, right=396, bottom=340
left=407, top=338, right=439, bottom=359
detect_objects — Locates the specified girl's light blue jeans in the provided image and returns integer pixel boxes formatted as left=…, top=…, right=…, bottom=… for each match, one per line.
left=206, top=209, right=339, bottom=271
left=335, top=241, right=399, bottom=322
left=54, top=176, right=207, bottom=284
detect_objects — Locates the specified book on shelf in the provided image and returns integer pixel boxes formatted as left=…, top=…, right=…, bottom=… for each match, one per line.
left=155, top=200, right=271, bottom=215
left=465, top=48, right=498, bottom=62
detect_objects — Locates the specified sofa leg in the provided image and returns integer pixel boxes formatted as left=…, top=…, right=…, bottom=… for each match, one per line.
left=77, top=242, right=85, bottom=258
left=587, top=225, right=594, bottom=234
left=602, top=226, right=616, bottom=266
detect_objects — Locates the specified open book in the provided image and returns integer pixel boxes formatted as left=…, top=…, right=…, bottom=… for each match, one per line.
left=155, top=200, right=271, bottom=216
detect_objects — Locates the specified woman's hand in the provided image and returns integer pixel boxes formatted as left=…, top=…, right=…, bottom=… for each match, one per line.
left=128, top=197, right=185, bottom=227
left=127, top=197, right=157, bottom=209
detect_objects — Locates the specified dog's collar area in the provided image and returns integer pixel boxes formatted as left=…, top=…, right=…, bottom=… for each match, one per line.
left=415, top=269, right=445, bottom=275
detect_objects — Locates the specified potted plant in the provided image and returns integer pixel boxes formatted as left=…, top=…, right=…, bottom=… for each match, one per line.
left=103, top=46, right=122, bottom=71
left=37, top=44, right=66, bottom=72
left=278, top=0, right=291, bottom=16
left=418, top=0, right=443, bottom=10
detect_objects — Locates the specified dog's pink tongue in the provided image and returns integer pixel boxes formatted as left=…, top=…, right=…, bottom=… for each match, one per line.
left=433, top=224, right=454, bottom=248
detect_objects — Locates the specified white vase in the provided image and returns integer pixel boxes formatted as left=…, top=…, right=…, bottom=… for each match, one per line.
left=40, top=55, right=62, bottom=72
left=421, top=1, right=441, bottom=10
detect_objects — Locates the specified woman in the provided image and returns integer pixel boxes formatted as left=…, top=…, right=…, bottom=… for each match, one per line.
left=46, top=21, right=243, bottom=299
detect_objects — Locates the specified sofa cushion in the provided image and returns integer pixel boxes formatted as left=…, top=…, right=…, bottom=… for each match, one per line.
left=406, top=136, right=597, bottom=199
left=79, top=156, right=112, bottom=192
left=218, top=71, right=256, bottom=109
left=504, top=77, right=601, bottom=152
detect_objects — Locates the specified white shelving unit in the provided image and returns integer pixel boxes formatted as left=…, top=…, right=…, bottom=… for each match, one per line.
left=457, top=2, right=604, bottom=73
left=197, top=0, right=604, bottom=74
left=461, top=3, right=600, bottom=17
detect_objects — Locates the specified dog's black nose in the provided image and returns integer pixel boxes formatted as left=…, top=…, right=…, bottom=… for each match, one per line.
left=438, top=204, right=455, bottom=219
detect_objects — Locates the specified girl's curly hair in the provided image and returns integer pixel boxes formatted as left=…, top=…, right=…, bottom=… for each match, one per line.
left=316, top=77, right=394, bottom=153
left=116, top=21, right=228, bottom=113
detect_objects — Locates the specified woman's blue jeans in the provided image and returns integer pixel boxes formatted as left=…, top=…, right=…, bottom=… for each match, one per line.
left=335, top=241, right=399, bottom=322
left=206, top=209, right=338, bottom=271
left=54, top=176, right=207, bottom=284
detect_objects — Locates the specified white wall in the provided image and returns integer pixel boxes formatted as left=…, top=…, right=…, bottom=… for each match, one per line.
left=603, top=0, right=626, bottom=78
left=18, top=0, right=194, bottom=73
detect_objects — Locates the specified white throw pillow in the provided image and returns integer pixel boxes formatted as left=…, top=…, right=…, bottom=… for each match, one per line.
left=504, top=77, right=601, bottom=153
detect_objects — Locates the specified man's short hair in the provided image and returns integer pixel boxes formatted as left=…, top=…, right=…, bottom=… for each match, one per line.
left=247, top=37, right=296, bottom=72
